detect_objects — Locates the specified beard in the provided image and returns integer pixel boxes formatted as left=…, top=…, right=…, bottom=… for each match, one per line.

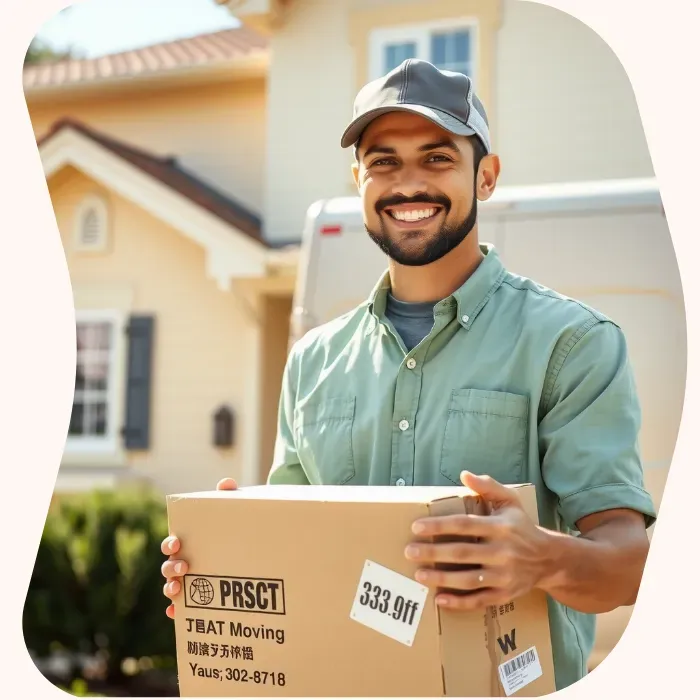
left=365, top=192, right=478, bottom=267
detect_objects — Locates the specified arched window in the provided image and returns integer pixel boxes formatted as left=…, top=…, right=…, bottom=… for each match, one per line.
left=74, top=195, right=109, bottom=251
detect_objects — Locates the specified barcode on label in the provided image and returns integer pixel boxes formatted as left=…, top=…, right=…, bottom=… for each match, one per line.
left=503, top=649, right=536, bottom=677
left=498, top=646, right=542, bottom=696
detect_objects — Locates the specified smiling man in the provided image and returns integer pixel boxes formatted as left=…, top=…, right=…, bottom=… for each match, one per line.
left=162, top=60, right=656, bottom=691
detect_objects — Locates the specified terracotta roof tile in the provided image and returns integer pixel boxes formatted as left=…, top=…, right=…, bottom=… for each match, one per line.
left=39, top=118, right=265, bottom=245
left=24, top=27, right=268, bottom=91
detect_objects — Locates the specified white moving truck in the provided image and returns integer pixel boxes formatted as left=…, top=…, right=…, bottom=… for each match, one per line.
left=290, top=178, right=684, bottom=669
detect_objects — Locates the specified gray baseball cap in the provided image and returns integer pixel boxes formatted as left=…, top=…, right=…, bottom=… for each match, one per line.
left=341, top=59, right=491, bottom=154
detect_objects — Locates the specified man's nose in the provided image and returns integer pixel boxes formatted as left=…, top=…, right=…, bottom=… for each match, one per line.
left=390, top=166, right=428, bottom=198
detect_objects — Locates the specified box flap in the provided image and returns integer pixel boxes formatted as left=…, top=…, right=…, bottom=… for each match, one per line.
left=427, top=487, right=554, bottom=698
left=428, top=494, right=502, bottom=697
left=167, top=484, right=478, bottom=505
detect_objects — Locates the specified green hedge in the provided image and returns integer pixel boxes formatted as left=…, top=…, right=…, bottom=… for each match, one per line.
left=24, top=488, right=177, bottom=690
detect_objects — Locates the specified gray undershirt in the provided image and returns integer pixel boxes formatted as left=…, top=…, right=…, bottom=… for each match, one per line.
left=385, top=293, right=439, bottom=352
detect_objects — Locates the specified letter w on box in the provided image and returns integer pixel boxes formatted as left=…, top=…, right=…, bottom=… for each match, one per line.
left=184, top=574, right=286, bottom=615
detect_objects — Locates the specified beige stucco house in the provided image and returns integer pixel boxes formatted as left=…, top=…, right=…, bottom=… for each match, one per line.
left=26, top=28, right=296, bottom=495
left=26, top=0, right=665, bottom=504
left=220, top=0, right=654, bottom=244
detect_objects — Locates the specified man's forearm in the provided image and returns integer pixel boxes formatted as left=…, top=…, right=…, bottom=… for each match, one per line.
left=536, top=517, right=650, bottom=614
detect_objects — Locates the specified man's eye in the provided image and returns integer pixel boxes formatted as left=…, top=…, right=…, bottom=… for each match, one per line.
left=427, top=154, right=451, bottom=162
left=370, top=158, right=396, bottom=167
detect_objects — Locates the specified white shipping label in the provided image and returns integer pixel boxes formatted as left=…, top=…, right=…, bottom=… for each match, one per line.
left=498, top=646, right=543, bottom=696
left=349, top=560, right=429, bottom=647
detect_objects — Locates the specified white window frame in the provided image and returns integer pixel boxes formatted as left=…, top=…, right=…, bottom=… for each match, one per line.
left=65, top=309, right=124, bottom=456
left=368, top=17, right=480, bottom=84
left=74, top=194, right=110, bottom=252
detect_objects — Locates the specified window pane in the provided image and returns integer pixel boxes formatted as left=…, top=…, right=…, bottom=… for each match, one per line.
left=447, top=62, right=471, bottom=77
left=72, top=319, right=114, bottom=441
left=430, top=30, right=472, bottom=77
left=69, top=403, right=84, bottom=435
left=94, top=323, right=112, bottom=350
left=77, top=322, right=112, bottom=351
left=77, top=324, right=90, bottom=351
left=384, top=42, right=417, bottom=72
left=75, top=365, right=86, bottom=391
left=83, top=402, right=94, bottom=437
left=431, top=34, right=447, bottom=66
left=89, top=402, right=108, bottom=436
left=84, top=360, right=109, bottom=391
left=454, top=31, right=470, bottom=63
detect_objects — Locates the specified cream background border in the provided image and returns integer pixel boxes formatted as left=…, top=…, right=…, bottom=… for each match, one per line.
left=0, top=0, right=697, bottom=697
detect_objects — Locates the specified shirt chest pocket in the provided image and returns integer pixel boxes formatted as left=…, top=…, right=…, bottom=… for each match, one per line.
left=294, top=396, right=356, bottom=485
left=439, top=389, right=529, bottom=486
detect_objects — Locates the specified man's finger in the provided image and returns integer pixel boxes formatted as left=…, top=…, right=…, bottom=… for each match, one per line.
left=161, top=559, right=188, bottom=580
left=435, top=590, right=510, bottom=611
left=217, top=477, right=238, bottom=491
left=412, top=513, right=503, bottom=538
left=163, top=579, right=181, bottom=600
left=460, top=472, right=520, bottom=508
left=405, top=541, right=498, bottom=566
left=414, top=568, right=506, bottom=592
left=161, top=536, right=181, bottom=556
left=166, top=604, right=175, bottom=620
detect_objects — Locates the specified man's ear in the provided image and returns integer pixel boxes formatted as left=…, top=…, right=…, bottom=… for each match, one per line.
left=476, top=154, right=500, bottom=202
left=351, top=161, right=360, bottom=190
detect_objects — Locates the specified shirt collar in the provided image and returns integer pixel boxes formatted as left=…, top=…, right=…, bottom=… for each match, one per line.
left=366, top=243, right=507, bottom=331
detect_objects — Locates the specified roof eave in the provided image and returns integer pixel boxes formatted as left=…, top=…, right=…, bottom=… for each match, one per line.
left=23, top=52, right=268, bottom=103
left=40, top=124, right=270, bottom=289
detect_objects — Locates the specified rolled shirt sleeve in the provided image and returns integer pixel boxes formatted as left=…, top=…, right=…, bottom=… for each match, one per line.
left=539, top=319, right=657, bottom=529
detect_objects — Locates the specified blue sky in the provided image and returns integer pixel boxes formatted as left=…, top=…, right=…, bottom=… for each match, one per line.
left=35, top=0, right=240, bottom=59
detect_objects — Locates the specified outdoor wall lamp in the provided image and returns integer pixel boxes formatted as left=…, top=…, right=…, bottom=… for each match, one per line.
left=213, top=405, right=235, bottom=448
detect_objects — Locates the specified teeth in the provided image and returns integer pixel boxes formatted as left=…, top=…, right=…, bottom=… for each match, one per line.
left=390, top=208, right=437, bottom=222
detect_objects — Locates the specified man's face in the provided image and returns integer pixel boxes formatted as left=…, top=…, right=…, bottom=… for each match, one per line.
left=352, top=112, right=489, bottom=267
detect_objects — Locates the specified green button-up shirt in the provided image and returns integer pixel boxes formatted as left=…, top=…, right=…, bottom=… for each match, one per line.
left=269, top=244, right=656, bottom=691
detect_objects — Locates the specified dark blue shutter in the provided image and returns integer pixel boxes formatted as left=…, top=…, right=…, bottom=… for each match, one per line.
left=122, top=315, right=155, bottom=450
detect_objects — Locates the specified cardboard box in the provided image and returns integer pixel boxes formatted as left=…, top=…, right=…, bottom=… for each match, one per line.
left=166, top=484, right=555, bottom=697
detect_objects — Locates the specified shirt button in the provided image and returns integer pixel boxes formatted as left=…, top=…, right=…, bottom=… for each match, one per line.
left=406, top=358, right=417, bottom=370
left=395, top=478, right=406, bottom=486
left=399, top=419, right=410, bottom=431
left=461, top=314, right=470, bottom=323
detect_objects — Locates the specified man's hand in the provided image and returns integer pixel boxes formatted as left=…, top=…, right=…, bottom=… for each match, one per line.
left=161, top=478, right=238, bottom=619
left=405, top=471, right=552, bottom=611
left=405, top=471, right=650, bottom=615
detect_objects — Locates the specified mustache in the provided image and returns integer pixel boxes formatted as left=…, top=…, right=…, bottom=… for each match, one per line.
left=375, top=193, right=451, bottom=215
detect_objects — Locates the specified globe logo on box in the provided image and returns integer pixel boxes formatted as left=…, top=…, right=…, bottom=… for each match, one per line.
left=189, top=577, right=215, bottom=606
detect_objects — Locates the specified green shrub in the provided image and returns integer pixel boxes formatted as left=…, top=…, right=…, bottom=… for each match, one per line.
left=58, top=678, right=104, bottom=696
left=24, top=487, right=176, bottom=687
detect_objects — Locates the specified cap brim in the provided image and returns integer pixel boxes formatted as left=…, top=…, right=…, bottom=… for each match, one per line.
left=340, top=104, right=477, bottom=149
